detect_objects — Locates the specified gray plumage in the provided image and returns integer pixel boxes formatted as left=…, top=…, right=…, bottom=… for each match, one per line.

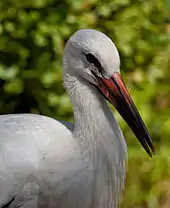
left=0, top=29, right=128, bottom=208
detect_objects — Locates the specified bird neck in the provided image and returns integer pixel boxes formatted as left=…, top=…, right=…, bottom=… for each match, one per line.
left=64, top=73, right=126, bottom=157
left=64, top=73, right=127, bottom=207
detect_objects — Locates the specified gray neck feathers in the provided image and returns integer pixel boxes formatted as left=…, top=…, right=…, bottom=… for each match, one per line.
left=64, top=73, right=127, bottom=208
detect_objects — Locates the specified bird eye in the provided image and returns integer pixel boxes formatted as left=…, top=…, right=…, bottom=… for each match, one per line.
left=84, top=53, right=101, bottom=69
left=85, top=53, right=95, bottom=63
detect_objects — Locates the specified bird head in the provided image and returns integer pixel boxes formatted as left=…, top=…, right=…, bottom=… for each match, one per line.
left=63, top=29, right=155, bottom=157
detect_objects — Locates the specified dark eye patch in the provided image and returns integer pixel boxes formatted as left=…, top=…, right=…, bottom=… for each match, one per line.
left=83, top=53, right=101, bottom=69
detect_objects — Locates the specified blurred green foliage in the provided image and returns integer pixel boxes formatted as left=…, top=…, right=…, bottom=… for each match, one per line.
left=0, top=0, right=170, bottom=207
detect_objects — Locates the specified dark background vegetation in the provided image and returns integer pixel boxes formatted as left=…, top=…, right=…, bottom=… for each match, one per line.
left=0, top=0, right=170, bottom=207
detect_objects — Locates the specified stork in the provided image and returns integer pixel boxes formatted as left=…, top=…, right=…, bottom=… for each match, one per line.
left=0, top=29, right=154, bottom=208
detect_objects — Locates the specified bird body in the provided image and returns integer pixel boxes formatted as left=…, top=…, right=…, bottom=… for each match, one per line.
left=0, top=112, right=125, bottom=207
left=0, top=82, right=126, bottom=207
left=0, top=29, right=154, bottom=208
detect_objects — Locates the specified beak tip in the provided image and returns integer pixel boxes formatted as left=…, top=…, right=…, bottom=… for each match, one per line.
left=148, top=146, right=155, bottom=158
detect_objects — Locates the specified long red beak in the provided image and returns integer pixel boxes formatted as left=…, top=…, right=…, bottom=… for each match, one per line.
left=96, top=72, right=155, bottom=157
